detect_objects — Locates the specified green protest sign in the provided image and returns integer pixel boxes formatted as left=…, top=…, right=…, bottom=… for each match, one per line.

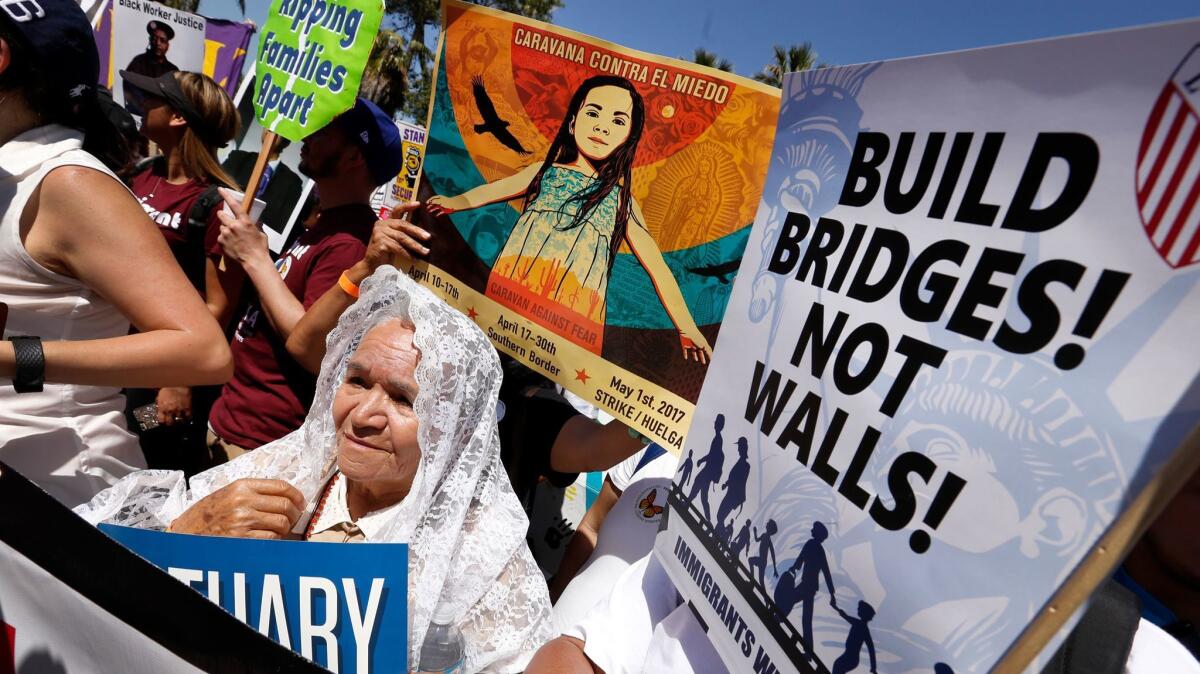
left=253, top=0, right=384, bottom=142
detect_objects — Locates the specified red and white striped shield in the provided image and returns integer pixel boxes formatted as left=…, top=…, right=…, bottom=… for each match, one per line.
left=1138, top=46, right=1200, bottom=268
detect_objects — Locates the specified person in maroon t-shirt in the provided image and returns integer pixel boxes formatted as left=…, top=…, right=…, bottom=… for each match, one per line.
left=208, top=99, right=408, bottom=459
left=119, top=70, right=242, bottom=474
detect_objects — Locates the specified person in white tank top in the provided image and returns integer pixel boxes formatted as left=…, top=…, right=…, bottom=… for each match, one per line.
left=0, top=1, right=232, bottom=507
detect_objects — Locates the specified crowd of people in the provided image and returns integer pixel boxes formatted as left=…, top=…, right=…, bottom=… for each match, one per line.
left=0, top=2, right=1197, bottom=673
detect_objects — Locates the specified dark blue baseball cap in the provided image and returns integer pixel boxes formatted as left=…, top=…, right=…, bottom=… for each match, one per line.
left=0, top=0, right=100, bottom=104
left=332, top=98, right=403, bottom=186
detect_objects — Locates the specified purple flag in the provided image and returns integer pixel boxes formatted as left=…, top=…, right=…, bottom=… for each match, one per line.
left=94, top=2, right=112, bottom=89
left=204, top=18, right=255, bottom=96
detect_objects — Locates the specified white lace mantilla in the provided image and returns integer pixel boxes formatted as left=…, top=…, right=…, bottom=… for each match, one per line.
left=76, top=266, right=555, bottom=673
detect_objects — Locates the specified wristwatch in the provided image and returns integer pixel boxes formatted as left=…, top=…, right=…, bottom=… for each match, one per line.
left=10, top=336, right=44, bottom=393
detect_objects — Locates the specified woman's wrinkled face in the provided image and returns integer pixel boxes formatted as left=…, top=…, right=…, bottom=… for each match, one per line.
left=571, top=85, right=634, bottom=162
left=332, top=320, right=422, bottom=493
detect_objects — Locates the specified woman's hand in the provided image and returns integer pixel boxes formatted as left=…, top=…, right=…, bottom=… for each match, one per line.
left=168, top=478, right=306, bottom=539
left=348, top=203, right=430, bottom=283
left=216, top=188, right=270, bottom=270
left=425, top=194, right=467, bottom=217
left=679, top=328, right=712, bottom=365
left=155, top=386, right=192, bottom=426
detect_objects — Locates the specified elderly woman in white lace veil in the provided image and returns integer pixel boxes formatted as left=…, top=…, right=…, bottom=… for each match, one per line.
left=76, top=266, right=555, bottom=673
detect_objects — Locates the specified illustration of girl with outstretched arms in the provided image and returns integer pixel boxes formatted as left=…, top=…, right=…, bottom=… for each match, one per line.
left=427, top=74, right=712, bottom=362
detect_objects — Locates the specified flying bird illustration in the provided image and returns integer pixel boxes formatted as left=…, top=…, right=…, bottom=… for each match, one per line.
left=471, top=76, right=530, bottom=155
left=687, top=257, right=743, bottom=284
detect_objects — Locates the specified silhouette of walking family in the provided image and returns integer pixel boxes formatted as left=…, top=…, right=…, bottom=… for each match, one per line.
left=680, top=413, right=878, bottom=672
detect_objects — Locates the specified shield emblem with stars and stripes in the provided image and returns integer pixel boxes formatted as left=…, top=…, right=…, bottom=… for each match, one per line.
left=1138, top=45, right=1200, bottom=268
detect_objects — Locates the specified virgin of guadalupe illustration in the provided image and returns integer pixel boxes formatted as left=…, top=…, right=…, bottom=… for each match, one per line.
left=427, top=75, right=712, bottom=362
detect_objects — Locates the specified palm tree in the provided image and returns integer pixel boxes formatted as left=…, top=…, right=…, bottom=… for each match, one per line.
left=692, top=48, right=732, bottom=73
left=360, top=29, right=412, bottom=117
left=753, top=43, right=825, bottom=88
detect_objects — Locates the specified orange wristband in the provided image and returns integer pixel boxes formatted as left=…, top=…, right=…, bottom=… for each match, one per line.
left=338, top=271, right=360, bottom=298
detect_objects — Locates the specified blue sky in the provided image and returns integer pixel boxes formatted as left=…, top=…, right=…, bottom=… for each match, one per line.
left=203, top=0, right=1197, bottom=79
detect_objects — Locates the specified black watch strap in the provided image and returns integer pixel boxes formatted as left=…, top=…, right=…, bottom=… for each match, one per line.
left=10, top=336, right=44, bottom=394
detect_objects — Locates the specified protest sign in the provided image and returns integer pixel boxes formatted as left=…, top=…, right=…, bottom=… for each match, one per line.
left=253, top=0, right=384, bottom=143
left=370, top=121, right=428, bottom=218
left=653, top=20, right=1200, bottom=674
left=408, top=0, right=780, bottom=453
left=111, top=0, right=206, bottom=116
left=95, top=7, right=254, bottom=98
left=234, top=0, right=381, bottom=246
left=0, top=462, right=319, bottom=673
left=101, top=525, right=407, bottom=673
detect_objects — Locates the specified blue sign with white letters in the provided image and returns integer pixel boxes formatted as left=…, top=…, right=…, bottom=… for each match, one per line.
left=100, top=524, right=407, bottom=673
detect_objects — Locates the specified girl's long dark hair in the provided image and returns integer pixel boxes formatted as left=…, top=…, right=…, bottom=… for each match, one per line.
left=0, top=19, right=133, bottom=175
left=525, top=75, right=645, bottom=273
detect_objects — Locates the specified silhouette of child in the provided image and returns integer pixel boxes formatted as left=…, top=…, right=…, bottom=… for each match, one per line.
left=748, top=519, right=779, bottom=587
left=677, top=448, right=696, bottom=489
left=831, top=601, right=877, bottom=674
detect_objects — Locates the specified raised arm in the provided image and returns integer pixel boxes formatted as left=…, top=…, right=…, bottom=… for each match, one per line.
left=623, top=199, right=712, bottom=364
left=286, top=202, right=427, bottom=373
left=549, top=415, right=644, bottom=474
left=426, top=163, right=542, bottom=215
left=0, top=167, right=231, bottom=387
left=215, top=188, right=305, bottom=341
left=820, top=552, right=836, bottom=600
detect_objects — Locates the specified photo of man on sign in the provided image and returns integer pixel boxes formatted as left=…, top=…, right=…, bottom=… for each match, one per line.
left=122, top=19, right=179, bottom=117
left=111, top=1, right=207, bottom=117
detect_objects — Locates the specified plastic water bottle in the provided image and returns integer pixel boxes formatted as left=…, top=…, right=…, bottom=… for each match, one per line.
left=417, top=602, right=465, bottom=674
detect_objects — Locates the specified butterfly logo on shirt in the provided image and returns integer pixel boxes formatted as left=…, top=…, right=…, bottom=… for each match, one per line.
left=637, top=488, right=664, bottom=521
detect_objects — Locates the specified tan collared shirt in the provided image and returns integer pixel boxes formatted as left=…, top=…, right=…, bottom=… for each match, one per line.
left=305, top=473, right=405, bottom=543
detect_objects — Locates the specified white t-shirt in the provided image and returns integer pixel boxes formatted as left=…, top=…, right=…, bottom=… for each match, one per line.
left=571, top=554, right=1199, bottom=674
left=553, top=445, right=676, bottom=633
left=568, top=553, right=725, bottom=674
left=1125, top=619, right=1200, bottom=674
